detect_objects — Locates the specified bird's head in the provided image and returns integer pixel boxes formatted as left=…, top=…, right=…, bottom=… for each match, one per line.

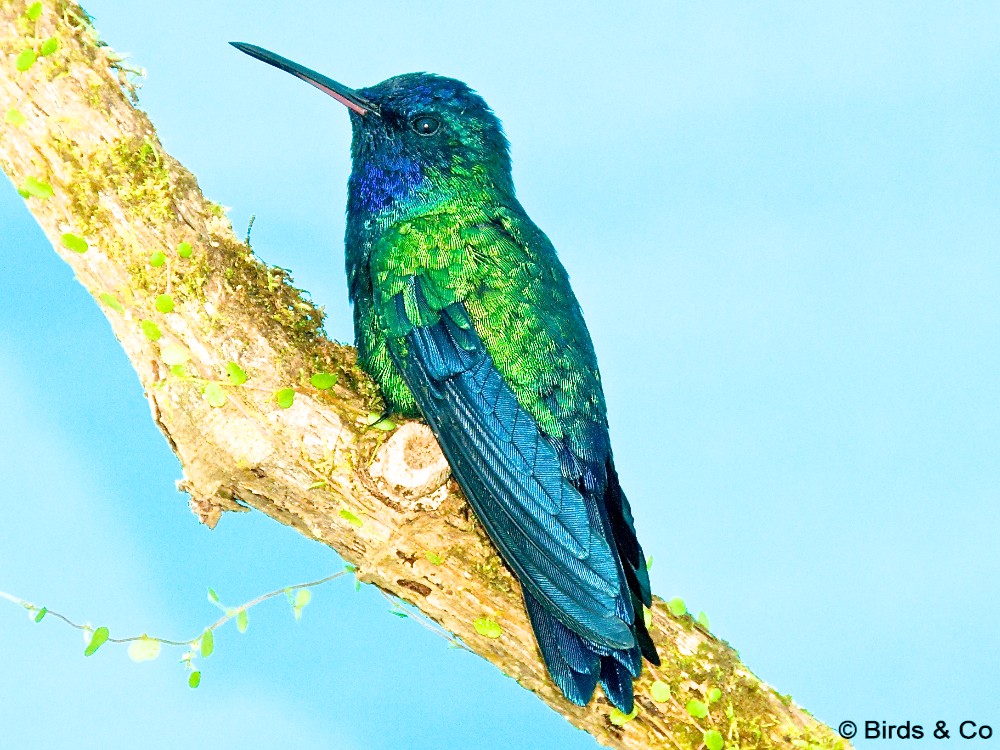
left=231, top=43, right=514, bottom=217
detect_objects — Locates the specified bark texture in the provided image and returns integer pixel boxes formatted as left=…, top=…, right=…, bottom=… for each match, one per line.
left=0, top=4, right=847, bottom=749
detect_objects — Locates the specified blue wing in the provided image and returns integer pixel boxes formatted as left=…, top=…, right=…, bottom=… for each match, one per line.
left=383, top=276, right=657, bottom=711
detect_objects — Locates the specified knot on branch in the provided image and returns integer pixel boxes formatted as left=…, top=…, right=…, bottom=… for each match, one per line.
left=178, top=478, right=249, bottom=529
left=367, top=422, right=451, bottom=512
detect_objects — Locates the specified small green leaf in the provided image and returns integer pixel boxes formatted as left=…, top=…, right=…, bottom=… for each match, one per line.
left=365, top=411, right=397, bottom=430
left=5, top=108, right=27, bottom=126
left=203, top=382, right=226, bottom=408
left=25, top=2, right=42, bottom=20
left=310, top=372, right=338, bottom=390
left=609, top=707, right=638, bottom=726
left=98, top=293, right=124, bottom=313
left=425, top=551, right=443, bottom=565
left=154, top=293, right=174, bottom=313
left=149, top=250, right=166, bottom=267
left=225, top=361, right=248, bottom=385
left=643, top=605, right=652, bottom=629
left=16, top=187, right=30, bottom=198
left=697, top=611, right=711, bottom=630
left=39, top=36, right=59, bottom=56
left=160, top=343, right=189, bottom=366
left=207, top=588, right=220, bottom=604
left=33, top=607, right=47, bottom=623
left=21, top=176, right=52, bottom=198
left=61, top=233, right=88, bottom=253
left=176, top=241, right=192, bottom=258
left=306, top=480, right=327, bottom=490
left=650, top=680, right=671, bottom=702
left=708, top=687, right=722, bottom=704
left=200, top=629, right=214, bottom=658
left=343, top=564, right=357, bottom=573
left=646, top=554, right=653, bottom=570
left=188, top=671, right=202, bottom=689
left=667, top=597, right=687, bottom=617
left=140, top=319, right=161, bottom=341
left=128, top=636, right=160, bottom=662
left=686, top=699, right=708, bottom=719
left=339, top=508, right=363, bottom=528
left=169, top=364, right=187, bottom=377
left=274, top=388, right=295, bottom=408
left=236, top=609, right=249, bottom=633
left=293, top=589, right=312, bottom=621
left=704, top=730, right=724, bottom=750
left=473, top=617, right=502, bottom=639
left=84, top=626, right=109, bottom=657
left=15, top=49, right=37, bottom=72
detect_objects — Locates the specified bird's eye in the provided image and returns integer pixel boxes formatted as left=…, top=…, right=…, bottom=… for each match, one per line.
left=411, top=115, right=440, bottom=136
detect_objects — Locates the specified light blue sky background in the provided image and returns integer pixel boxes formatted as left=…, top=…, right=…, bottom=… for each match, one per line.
left=2, top=2, right=998, bottom=748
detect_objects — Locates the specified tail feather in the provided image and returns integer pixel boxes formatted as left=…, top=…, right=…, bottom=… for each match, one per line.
left=599, top=655, right=637, bottom=715
left=525, top=589, right=644, bottom=714
left=525, top=591, right=599, bottom=706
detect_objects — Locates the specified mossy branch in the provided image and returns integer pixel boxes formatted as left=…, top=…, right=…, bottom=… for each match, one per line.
left=0, top=3, right=847, bottom=749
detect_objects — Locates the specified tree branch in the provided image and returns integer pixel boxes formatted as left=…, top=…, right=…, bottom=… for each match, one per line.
left=0, top=3, right=846, bottom=748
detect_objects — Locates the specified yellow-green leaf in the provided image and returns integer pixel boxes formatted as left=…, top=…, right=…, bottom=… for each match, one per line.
left=225, top=361, right=248, bottom=385
left=39, top=36, right=59, bottom=56
left=473, top=617, right=502, bottom=638
left=200, top=629, right=214, bottom=658
left=275, top=388, right=295, bottom=408
left=160, top=343, right=189, bottom=366
left=25, top=2, right=42, bottom=20
left=140, top=319, right=161, bottom=341
left=339, top=508, right=363, bottom=527
left=667, top=597, right=686, bottom=616
left=203, top=382, right=226, bottom=408
left=128, top=636, right=161, bottom=662
left=310, top=372, right=337, bottom=390
left=61, top=233, right=88, bottom=253
left=5, top=108, right=27, bottom=126
left=15, top=49, right=37, bottom=72
left=188, top=670, right=201, bottom=688
left=650, top=680, right=671, bottom=702
left=149, top=250, right=166, bottom=267
left=21, top=176, right=52, bottom=198
left=236, top=609, right=249, bottom=633
left=176, top=241, right=192, bottom=258
left=609, top=707, right=638, bottom=726
left=84, top=626, right=109, bottom=656
left=425, top=551, right=443, bottom=565
left=98, top=293, right=124, bottom=313
left=154, top=293, right=174, bottom=313
left=704, top=729, right=724, bottom=750
left=686, top=699, right=708, bottom=719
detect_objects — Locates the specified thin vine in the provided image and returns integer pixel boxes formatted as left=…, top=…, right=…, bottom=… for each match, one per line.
left=0, top=567, right=468, bottom=689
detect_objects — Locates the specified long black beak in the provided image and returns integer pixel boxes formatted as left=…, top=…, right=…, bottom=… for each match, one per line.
left=230, top=42, right=378, bottom=117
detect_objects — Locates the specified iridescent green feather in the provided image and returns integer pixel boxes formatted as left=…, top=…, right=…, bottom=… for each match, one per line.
left=362, top=198, right=605, bottom=444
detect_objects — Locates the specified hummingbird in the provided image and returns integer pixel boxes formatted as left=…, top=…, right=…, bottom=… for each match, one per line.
left=232, top=42, right=659, bottom=713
